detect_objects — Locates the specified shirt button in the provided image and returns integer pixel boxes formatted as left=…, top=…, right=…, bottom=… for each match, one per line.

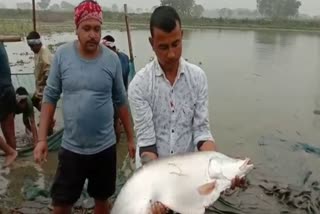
left=171, top=150, right=174, bottom=154
left=172, top=129, right=174, bottom=133
left=172, top=110, right=175, bottom=113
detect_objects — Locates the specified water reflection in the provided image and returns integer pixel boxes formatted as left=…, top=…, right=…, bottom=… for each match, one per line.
left=254, top=31, right=278, bottom=45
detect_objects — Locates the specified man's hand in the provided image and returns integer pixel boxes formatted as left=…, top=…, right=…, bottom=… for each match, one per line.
left=230, top=157, right=251, bottom=189
left=199, top=141, right=217, bottom=151
left=150, top=202, right=168, bottom=214
left=230, top=176, right=247, bottom=189
left=140, top=152, right=158, bottom=165
left=34, top=140, right=48, bottom=166
left=128, top=139, right=136, bottom=159
left=117, top=106, right=136, bottom=159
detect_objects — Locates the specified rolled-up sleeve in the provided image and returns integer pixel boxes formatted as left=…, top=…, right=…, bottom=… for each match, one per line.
left=128, top=73, right=157, bottom=155
left=42, top=50, right=62, bottom=105
left=193, top=70, right=214, bottom=146
left=112, top=57, right=127, bottom=108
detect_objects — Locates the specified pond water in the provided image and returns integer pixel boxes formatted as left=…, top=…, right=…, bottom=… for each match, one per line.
left=2, top=28, right=320, bottom=213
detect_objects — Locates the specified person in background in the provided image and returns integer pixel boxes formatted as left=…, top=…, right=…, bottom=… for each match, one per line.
left=102, top=35, right=130, bottom=90
left=15, top=87, right=38, bottom=146
left=128, top=6, right=245, bottom=214
left=26, top=31, right=55, bottom=136
left=33, top=0, right=135, bottom=213
left=102, top=35, right=131, bottom=144
left=0, top=42, right=18, bottom=167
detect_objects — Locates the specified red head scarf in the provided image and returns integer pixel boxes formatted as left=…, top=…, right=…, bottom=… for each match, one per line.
left=74, top=0, right=103, bottom=28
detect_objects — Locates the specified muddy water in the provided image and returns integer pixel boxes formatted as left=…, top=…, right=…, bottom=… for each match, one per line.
left=1, top=29, right=320, bottom=212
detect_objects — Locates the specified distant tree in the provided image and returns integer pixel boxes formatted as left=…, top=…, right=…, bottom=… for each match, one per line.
left=127, top=6, right=135, bottom=13
left=257, top=0, right=301, bottom=18
left=49, top=3, right=60, bottom=11
left=160, top=0, right=195, bottom=17
left=191, top=4, right=204, bottom=18
left=151, top=5, right=159, bottom=12
left=282, top=0, right=302, bottom=17
left=38, top=0, right=51, bottom=10
left=136, top=8, right=143, bottom=13
left=219, top=8, right=233, bottom=18
left=16, top=2, right=32, bottom=10
left=60, top=1, right=74, bottom=11
left=112, top=4, right=119, bottom=12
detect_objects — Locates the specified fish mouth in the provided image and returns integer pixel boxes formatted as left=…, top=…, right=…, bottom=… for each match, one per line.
left=239, top=158, right=254, bottom=175
left=239, top=158, right=250, bottom=170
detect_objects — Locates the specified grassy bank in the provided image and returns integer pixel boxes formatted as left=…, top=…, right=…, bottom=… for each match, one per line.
left=0, top=8, right=320, bottom=35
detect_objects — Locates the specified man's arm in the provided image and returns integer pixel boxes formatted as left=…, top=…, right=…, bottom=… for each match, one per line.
left=112, top=57, right=135, bottom=158
left=192, top=69, right=217, bottom=151
left=29, top=115, right=38, bottom=145
left=128, top=72, right=158, bottom=163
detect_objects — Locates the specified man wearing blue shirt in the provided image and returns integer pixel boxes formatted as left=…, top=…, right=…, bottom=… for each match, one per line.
left=33, top=1, right=135, bottom=213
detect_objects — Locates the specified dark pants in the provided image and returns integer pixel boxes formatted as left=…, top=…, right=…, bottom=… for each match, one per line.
left=168, top=211, right=180, bottom=214
left=50, top=145, right=117, bottom=206
left=0, top=85, right=16, bottom=122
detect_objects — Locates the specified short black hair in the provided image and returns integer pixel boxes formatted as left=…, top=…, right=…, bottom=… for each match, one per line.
left=26, top=31, right=41, bottom=40
left=150, top=6, right=181, bottom=36
left=103, top=35, right=115, bottom=42
left=16, top=87, right=29, bottom=96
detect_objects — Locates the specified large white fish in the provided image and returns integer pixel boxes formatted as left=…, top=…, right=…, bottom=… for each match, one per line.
left=111, top=151, right=254, bottom=214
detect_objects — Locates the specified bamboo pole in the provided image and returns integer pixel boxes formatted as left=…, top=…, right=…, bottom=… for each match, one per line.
left=32, top=0, right=36, bottom=31
left=124, top=4, right=134, bottom=62
left=124, top=4, right=136, bottom=81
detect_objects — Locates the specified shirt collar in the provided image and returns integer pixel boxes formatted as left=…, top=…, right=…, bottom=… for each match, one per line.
left=154, top=57, right=186, bottom=77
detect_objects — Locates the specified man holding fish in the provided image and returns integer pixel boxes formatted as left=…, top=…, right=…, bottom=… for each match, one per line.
left=128, top=6, right=246, bottom=214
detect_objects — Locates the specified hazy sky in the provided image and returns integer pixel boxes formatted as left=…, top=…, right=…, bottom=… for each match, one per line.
left=1, top=0, right=319, bottom=15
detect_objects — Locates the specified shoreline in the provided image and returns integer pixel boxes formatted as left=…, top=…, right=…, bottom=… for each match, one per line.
left=1, top=20, right=320, bottom=35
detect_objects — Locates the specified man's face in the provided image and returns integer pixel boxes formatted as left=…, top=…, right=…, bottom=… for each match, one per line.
left=149, top=21, right=183, bottom=70
left=76, top=19, right=101, bottom=53
left=29, top=44, right=41, bottom=54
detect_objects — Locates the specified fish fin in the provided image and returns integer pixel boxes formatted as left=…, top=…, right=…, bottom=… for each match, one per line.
left=197, top=181, right=216, bottom=196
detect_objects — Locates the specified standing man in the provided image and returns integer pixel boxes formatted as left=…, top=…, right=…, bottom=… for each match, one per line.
left=33, top=0, right=135, bottom=213
left=128, top=6, right=244, bottom=214
left=26, top=31, right=55, bottom=135
left=102, top=35, right=130, bottom=144
left=0, top=42, right=18, bottom=167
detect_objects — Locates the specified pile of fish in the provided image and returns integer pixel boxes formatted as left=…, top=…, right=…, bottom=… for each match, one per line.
left=111, top=151, right=254, bottom=214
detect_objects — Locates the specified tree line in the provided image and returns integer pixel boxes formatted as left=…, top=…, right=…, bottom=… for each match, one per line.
left=12, top=0, right=304, bottom=19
